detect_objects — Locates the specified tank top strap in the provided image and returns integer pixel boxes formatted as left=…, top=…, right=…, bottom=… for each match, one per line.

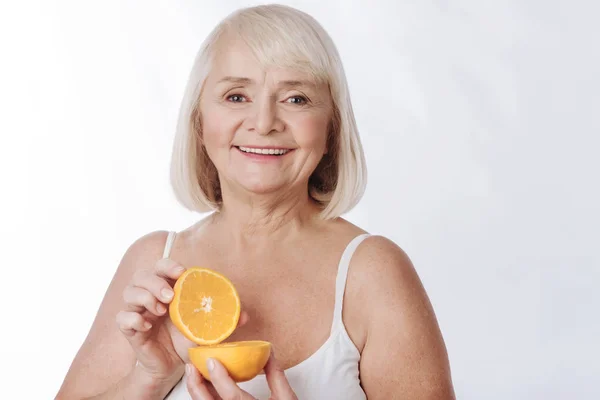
left=162, top=231, right=177, bottom=259
left=331, top=233, right=371, bottom=334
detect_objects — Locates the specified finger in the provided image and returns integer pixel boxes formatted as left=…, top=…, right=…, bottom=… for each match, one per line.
left=116, top=311, right=152, bottom=337
left=155, top=258, right=186, bottom=280
left=185, top=364, right=214, bottom=400
left=208, top=358, right=254, bottom=400
left=265, top=350, right=297, bottom=399
left=123, top=285, right=167, bottom=316
left=132, top=270, right=176, bottom=304
left=237, top=310, right=250, bottom=328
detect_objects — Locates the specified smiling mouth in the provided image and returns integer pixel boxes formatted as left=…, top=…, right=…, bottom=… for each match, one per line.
left=235, top=146, right=292, bottom=156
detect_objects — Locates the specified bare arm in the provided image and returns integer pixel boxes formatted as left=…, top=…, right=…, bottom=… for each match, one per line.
left=56, top=231, right=173, bottom=399
left=84, top=366, right=171, bottom=400
left=357, top=236, right=455, bottom=399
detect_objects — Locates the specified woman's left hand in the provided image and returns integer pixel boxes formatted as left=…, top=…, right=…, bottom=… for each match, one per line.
left=185, top=352, right=298, bottom=400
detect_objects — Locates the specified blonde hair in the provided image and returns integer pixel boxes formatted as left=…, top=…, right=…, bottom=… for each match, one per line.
left=170, top=4, right=366, bottom=220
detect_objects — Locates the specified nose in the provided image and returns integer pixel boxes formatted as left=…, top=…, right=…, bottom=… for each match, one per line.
left=250, top=96, right=284, bottom=136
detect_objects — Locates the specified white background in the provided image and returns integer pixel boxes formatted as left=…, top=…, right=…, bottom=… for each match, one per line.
left=1, top=1, right=598, bottom=399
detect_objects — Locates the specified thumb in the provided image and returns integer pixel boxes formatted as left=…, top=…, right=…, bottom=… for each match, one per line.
left=265, top=350, right=297, bottom=399
left=208, top=358, right=255, bottom=400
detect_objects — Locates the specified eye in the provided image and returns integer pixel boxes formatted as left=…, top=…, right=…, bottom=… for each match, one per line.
left=227, top=94, right=247, bottom=103
left=286, top=95, right=308, bottom=105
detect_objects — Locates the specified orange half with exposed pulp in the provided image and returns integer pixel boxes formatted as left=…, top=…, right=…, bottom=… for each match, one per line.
left=169, top=267, right=241, bottom=345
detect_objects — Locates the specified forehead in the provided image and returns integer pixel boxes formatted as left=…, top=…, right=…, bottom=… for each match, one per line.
left=207, top=38, right=325, bottom=87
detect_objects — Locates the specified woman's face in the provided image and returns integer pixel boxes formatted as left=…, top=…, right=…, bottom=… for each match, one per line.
left=199, top=39, right=333, bottom=197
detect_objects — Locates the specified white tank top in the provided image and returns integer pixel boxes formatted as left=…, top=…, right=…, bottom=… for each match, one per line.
left=164, top=232, right=370, bottom=400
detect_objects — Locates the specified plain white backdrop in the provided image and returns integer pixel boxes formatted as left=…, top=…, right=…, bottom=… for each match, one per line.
left=1, top=0, right=598, bottom=398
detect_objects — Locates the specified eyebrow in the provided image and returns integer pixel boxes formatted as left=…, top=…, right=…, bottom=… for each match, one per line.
left=217, top=76, right=254, bottom=85
left=216, top=76, right=315, bottom=88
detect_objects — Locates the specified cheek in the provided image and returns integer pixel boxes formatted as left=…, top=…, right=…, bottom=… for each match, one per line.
left=200, top=104, right=238, bottom=148
left=293, top=115, right=330, bottom=150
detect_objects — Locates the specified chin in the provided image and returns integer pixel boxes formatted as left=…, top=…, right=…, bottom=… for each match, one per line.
left=239, top=181, right=286, bottom=195
left=229, top=173, right=290, bottom=194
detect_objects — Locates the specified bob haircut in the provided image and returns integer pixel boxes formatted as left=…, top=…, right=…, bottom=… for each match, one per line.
left=170, top=4, right=366, bottom=220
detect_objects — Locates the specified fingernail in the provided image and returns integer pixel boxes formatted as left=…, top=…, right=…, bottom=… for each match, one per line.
left=144, top=321, right=152, bottom=330
left=175, top=266, right=185, bottom=274
left=156, top=303, right=166, bottom=314
left=185, top=364, right=192, bottom=377
left=161, top=288, right=174, bottom=301
left=207, top=358, right=215, bottom=372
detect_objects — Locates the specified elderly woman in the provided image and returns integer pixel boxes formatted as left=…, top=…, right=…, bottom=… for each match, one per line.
left=57, top=4, right=454, bottom=400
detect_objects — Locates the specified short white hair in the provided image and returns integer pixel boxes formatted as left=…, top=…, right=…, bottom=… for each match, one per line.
left=170, top=4, right=367, bottom=220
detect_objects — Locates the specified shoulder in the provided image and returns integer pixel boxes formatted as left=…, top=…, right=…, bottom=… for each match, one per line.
left=356, top=234, right=411, bottom=265
left=125, top=230, right=171, bottom=258
left=117, top=230, right=172, bottom=274
left=350, top=234, right=437, bottom=329
left=344, top=234, right=428, bottom=345
left=349, top=234, right=427, bottom=322
left=350, top=234, right=417, bottom=294
left=325, top=218, right=413, bottom=286
left=129, top=230, right=171, bottom=252
left=121, top=217, right=212, bottom=268
left=325, top=220, right=415, bottom=292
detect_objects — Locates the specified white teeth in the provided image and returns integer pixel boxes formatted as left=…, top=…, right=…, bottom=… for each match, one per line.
left=238, top=146, right=290, bottom=155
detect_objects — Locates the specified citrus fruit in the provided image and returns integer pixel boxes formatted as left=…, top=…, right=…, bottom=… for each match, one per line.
left=169, top=267, right=241, bottom=345
left=189, top=340, right=272, bottom=382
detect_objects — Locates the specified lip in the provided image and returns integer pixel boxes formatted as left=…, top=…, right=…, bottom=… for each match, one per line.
left=233, top=146, right=295, bottom=160
left=234, top=145, right=293, bottom=150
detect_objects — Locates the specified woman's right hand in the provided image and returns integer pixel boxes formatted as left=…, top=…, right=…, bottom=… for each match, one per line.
left=116, top=258, right=189, bottom=385
left=116, top=257, right=250, bottom=393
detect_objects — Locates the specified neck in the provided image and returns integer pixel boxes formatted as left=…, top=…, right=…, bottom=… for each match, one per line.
left=211, top=183, right=321, bottom=248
